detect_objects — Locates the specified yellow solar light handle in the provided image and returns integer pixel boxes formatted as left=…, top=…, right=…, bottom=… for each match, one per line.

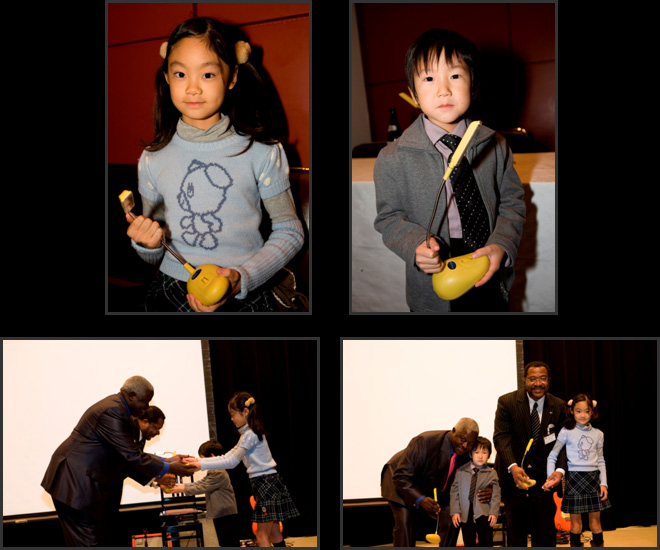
left=442, top=120, right=482, bottom=180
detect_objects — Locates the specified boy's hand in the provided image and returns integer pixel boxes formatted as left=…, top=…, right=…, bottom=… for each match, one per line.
left=452, top=513, right=461, bottom=528
left=416, top=237, right=444, bottom=273
left=126, top=214, right=163, bottom=249
left=471, top=244, right=505, bottom=286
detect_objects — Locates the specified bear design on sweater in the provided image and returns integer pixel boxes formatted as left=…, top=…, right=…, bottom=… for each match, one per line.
left=177, top=160, right=233, bottom=250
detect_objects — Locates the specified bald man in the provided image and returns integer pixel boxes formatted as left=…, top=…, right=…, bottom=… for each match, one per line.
left=381, top=418, right=492, bottom=547
left=42, top=376, right=196, bottom=546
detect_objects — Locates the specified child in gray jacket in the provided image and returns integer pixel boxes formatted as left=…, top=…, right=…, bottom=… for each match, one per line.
left=374, top=29, right=525, bottom=312
left=450, top=437, right=501, bottom=546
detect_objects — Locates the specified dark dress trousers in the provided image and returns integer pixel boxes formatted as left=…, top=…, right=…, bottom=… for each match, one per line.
left=41, top=393, right=166, bottom=546
left=381, top=430, right=470, bottom=547
left=493, top=388, right=567, bottom=547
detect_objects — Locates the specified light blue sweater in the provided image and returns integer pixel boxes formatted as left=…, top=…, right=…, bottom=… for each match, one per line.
left=547, top=424, right=608, bottom=487
left=133, top=126, right=304, bottom=299
left=200, top=424, right=277, bottom=479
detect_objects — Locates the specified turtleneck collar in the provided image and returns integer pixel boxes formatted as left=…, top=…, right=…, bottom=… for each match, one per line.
left=176, top=116, right=234, bottom=143
left=575, top=422, right=592, bottom=430
left=238, top=423, right=251, bottom=434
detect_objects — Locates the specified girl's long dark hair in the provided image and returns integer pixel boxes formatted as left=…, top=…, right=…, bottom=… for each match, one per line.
left=144, top=17, right=277, bottom=154
left=229, top=391, right=267, bottom=441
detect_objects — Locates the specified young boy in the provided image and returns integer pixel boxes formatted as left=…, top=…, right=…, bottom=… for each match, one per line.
left=450, top=437, right=501, bottom=547
left=169, top=440, right=240, bottom=547
left=374, top=29, right=526, bottom=312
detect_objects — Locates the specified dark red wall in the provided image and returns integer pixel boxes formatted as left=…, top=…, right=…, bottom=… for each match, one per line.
left=108, top=3, right=309, bottom=166
left=356, top=3, right=555, bottom=151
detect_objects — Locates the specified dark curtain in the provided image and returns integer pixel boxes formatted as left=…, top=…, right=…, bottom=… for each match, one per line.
left=206, top=339, right=317, bottom=539
left=523, top=339, right=657, bottom=529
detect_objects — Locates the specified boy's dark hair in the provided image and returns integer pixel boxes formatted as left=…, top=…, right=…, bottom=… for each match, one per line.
left=199, top=439, right=224, bottom=457
left=138, top=406, right=165, bottom=423
left=564, top=393, right=599, bottom=430
left=405, top=28, right=480, bottom=101
left=471, top=436, right=492, bottom=458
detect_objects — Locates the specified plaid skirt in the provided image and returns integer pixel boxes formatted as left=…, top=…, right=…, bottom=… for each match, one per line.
left=144, top=272, right=278, bottom=312
left=562, top=471, right=611, bottom=514
left=250, top=473, right=300, bottom=523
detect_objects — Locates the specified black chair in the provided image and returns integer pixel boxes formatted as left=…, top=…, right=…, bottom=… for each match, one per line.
left=160, top=475, right=205, bottom=547
left=492, top=501, right=507, bottom=547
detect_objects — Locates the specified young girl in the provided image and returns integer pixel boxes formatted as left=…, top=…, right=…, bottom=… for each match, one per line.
left=545, top=394, right=610, bottom=547
left=185, top=392, right=299, bottom=547
left=126, top=17, right=304, bottom=312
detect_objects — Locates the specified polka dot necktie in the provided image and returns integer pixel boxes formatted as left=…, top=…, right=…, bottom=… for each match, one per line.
left=440, top=133, right=491, bottom=251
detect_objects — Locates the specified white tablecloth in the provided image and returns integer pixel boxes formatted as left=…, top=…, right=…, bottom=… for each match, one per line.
left=352, top=153, right=555, bottom=312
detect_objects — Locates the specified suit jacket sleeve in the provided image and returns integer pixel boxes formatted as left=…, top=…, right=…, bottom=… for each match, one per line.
left=391, top=435, right=429, bottom=507
left=493, top=393, right=518, bottom=469
left=487, top=470, right=501, bottom=516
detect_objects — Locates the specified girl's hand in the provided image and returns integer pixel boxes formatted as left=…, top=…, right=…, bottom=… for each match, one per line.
left=187, top=267, right=241, bottom=312
left=542, top=471, right=563, bottom=491
left=471, top=244, right=505, bottom=287
left=600, top=485, right=608, bottom=501
left=183, top=457, right=201, bottom=472
left=126, top=214, right=163, bottom=249
left=488, top=514, right=497, bottom=527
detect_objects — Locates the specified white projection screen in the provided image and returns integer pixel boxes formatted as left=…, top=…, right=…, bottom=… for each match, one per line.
left=342, top=339, right=518, bottom=501
left=3, top=340, right=210, bottom=518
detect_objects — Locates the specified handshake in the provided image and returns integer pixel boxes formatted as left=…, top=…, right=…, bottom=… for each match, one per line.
left=156, top=455, right=202, bottom=491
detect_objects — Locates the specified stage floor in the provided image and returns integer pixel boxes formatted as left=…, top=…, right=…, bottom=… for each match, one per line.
left=198, top=517, right=317, bottom=547
left=368, top=525, right=656, bottom=547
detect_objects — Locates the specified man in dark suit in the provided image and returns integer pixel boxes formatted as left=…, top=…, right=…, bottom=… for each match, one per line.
left=493, top=361, right=567, bottom=547
left=381, top=418, right=491, bottom=547
left=41, top=376, right=196, bottom=546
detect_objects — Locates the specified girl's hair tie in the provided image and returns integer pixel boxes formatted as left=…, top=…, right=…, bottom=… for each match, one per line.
left=235, top=40, right=251, bottom=64
left=568, top=398, right=597, bottom=407
left=244, top=397, right=255, bottom=407
left=159, top=39, right=251, bottom=64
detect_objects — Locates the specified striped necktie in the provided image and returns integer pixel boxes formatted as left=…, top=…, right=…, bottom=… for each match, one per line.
left=531, top=402, right=541, bottom=446
left=469, top=467, right=479, bottom=503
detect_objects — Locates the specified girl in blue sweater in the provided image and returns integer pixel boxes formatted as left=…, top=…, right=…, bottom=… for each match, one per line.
left=186, top=392, right=299, bottom=546
left=545, top=394, right=610, bottom=547
left=125, top=17, right=304, bottom=312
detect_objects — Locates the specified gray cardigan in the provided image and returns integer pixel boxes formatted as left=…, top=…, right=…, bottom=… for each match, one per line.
left=183, top=470, right=238, bottom=519
left=449, top=462, right=501, bottom=523
left=373, top=114, right=526, bottom=312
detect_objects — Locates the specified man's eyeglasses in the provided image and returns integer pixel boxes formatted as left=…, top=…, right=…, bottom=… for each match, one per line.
left=526, top=376, right=549, bottom=383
